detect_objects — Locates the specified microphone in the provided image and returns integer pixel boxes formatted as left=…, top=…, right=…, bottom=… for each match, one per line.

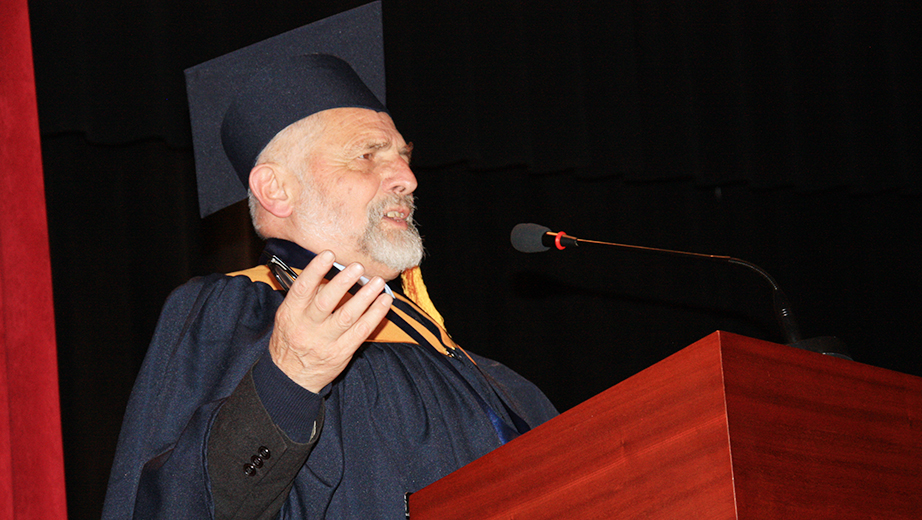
left=511, top=223, right=733, bottom=261
left=510, top=223, right=850, bottom=359
left=510, top=223, right=575, bottom=252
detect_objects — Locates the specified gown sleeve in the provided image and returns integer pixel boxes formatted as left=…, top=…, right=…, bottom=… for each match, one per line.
left=102, top=275, right=318, bottom=519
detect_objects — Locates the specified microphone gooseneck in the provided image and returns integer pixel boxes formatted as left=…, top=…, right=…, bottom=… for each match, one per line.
left=511, top=223, right=849, bottom=358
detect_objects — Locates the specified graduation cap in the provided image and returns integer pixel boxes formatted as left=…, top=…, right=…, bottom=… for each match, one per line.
left=185, top=1, right=387, bottom=218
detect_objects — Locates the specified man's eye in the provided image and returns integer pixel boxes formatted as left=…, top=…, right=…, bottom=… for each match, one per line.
left=359, top=153, right=373, bottom=160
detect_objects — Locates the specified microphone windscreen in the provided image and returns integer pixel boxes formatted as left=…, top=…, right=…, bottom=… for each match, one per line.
left=511, top=223, right=552, bottom=253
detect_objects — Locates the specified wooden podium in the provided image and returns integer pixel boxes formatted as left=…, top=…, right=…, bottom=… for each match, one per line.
left=408, top=331, right=922, bottom=519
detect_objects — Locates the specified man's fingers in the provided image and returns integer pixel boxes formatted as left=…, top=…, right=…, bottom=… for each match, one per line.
left=309, top=262, right=366, bottom=317
left=285, top=250, right=336, bottom=307
left=285, top=252, right=367, bottom=320
left=330, top=275, right=388, bottom=330
left=347, top=292, right=393, bottom=341
left=284, top=253, right=389, bottom=335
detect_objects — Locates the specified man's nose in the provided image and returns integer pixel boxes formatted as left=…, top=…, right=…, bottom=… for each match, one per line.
left=383, top=156, right=417, bottom=195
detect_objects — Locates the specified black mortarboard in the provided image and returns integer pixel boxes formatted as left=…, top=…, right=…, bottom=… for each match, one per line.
left=185, top=1, right=386, bottom=218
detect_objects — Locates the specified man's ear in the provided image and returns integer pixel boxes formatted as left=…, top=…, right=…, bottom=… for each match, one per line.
left=249, top=163, right=294, bottom=218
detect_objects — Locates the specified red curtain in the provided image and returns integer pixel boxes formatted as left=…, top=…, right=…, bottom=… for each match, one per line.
left=1, top=0, right=68, bottom=517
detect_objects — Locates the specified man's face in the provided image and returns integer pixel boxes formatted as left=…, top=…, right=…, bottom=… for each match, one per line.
left=290, top=107, right=423, bottom=280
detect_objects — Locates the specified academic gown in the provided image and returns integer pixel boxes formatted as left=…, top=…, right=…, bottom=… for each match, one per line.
left=102, top=248, right=558, bottom=519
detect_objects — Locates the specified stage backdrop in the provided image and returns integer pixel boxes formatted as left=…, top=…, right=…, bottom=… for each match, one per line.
left=28, top=0, right=921, bottom=518
left=1, top=0, right=68, bottom=518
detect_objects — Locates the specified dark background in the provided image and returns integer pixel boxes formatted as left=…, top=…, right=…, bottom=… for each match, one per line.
left=28, top=1, right=920, bottom=518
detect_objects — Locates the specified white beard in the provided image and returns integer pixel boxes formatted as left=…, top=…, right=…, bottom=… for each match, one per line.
left=295, top=188, right=424, bottom=273
left=359, top=194, right=424, bottom=272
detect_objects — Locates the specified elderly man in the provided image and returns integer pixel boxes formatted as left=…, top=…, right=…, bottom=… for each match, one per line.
left=102, top=4, right=556, bottom=520
left=250, top=102, right=422, bottom=392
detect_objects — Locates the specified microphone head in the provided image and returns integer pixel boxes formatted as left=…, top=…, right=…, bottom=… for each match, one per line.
left=511, top=223, right=552, bottom=253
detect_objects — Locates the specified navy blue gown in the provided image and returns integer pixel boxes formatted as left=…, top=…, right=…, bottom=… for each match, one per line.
left=102, top=261, right=557, bottom=519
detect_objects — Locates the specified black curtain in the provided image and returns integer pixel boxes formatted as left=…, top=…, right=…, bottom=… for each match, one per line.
left=29, top=1, right=921, bottom=518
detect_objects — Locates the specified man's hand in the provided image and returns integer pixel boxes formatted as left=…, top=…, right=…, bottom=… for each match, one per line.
left=268, top=250, right=393, bottom=393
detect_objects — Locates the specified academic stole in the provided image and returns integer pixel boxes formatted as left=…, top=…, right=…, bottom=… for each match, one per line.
left=384, top=293, right=530, bottom=444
